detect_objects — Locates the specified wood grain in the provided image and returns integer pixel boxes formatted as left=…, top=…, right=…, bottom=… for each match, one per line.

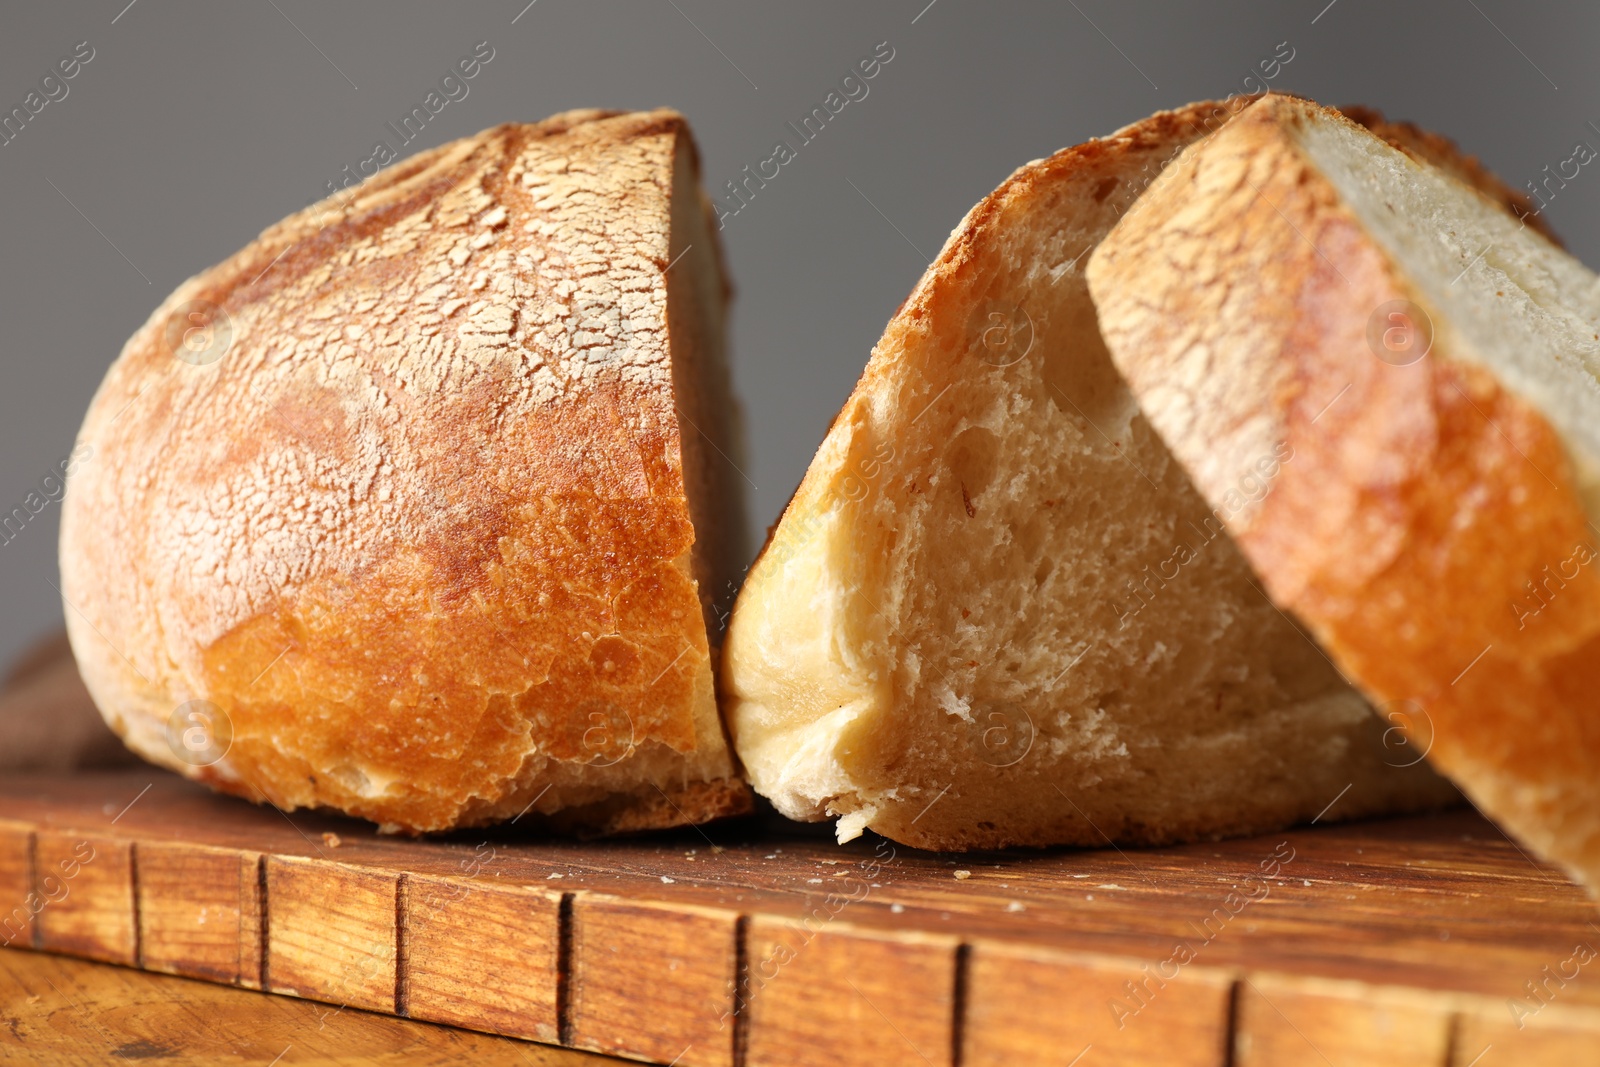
left=1234, top=975, right=1453, bottom=1067
left=404, top=873, right=562, bottom=1043
left=963, top=940, right=1235, bottom=1066
left=1, top=771, right=1599, bottom=1065
left=265, top=855, right=397, bottom=1013
left=33, top=832, right=133, bottom=966
left=135, top=841, right=253, bottom=983
left=743, top=917, right=960, bottom=1067
left=0, top=822, right=36, bottom=950
left=1456, top=1002, right=1600, bottom=1066
left=569, top=895, right=740, bottom=1067
left=237, top=851, right=265, bottom=990
left=0, top=947, right=622, bottom=1066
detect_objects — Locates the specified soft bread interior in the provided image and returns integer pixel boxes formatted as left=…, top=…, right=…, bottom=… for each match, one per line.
left=727, top=107, right=1456, bottom=849
left=1289, top=112, right=1600, bottom=517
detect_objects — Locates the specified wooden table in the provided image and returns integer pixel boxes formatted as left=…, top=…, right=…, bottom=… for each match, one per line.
left=2, top=771, right=1598, bottom=1066
left=0, top=948, right=622, bottom=1065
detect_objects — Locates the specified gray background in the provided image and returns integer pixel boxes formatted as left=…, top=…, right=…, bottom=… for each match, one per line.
left=1, top=0, right=1597, bottom=672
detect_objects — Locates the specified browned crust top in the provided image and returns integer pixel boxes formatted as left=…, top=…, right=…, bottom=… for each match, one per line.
left=1089, top=93, right=1600, bottom=889
left=62, top=109, right=734, bottom=832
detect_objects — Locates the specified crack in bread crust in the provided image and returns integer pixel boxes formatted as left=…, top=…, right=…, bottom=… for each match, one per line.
left=61, top=109, right=750, bottom=833
left=1091, top=93, right=1600, bottom=892
left=726, top=99, right=1469, bottom=851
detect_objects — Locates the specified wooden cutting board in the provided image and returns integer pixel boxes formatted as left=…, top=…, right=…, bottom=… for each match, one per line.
left=1, top=773, right=1597, bottom=1066
left=0, top=948, right=619, bottom=1066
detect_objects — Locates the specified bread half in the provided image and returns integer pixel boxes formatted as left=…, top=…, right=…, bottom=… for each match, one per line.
left=1089, top=93, right=1600, bottom=891
left=724, top=100, right=1466, bottom=850
left=60, top=109, right=752, bottom=834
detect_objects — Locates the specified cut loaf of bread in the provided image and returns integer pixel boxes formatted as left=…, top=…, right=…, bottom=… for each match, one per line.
left=1089, top=93, right=1600, bottom=891
left=60, top=109, right=751, bottom=834
left=723, top=100, right=1485, bottom=850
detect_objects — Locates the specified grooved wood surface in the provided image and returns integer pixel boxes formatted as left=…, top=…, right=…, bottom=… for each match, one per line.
left=403, top=873, right=562, bottom=1044
left=569, top=896, right=739, bottom=1066
left=134, top=841, right=249, bottom=983
left=1, top=771, right=1598, bottom=1066
left=0, top=948, right=619, bottom=1066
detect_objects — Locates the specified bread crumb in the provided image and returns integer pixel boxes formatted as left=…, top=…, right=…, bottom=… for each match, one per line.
left=322, top=832, right=342, bottom=848
left=954, top=869, right=971, bottom=880
left=660, top=876, right=675, bottom=884
left=1006, top=901, right=1025, bottom=913
left=547, top=873, right=564, bottom=880
left=890, top=903, right=905, bottom=914
left=806, top=878, right=823, bottom=884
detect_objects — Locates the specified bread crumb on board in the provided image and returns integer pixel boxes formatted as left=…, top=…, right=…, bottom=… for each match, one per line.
left=953, top=869, right=971, bottom=880
left=322, top=832, right=341, bottom=848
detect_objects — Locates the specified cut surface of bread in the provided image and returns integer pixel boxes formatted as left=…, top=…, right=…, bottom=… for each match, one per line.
left=1339, top=105, right=1562, bottom=247
left=60, top=109, right=751, bottom=834
left=724, top=100, right=1461, bottom=851
left=1089, top=93, right=1600, bottom=891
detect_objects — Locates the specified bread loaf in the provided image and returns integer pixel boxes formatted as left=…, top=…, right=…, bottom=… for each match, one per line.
left=60, top=109, right=751, bottom=834
left=1089, top=93, right=1600, bottom=891
left=723, top=100, right=1490, bottom=850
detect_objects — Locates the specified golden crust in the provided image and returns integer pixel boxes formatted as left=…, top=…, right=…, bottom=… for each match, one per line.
left=549, top=775, right=754, bottom=838
left=744, top=99, right=1252, bottom=580
left=1090, top=93, right=1600, bottom=891
left=727, top=98, right=1461, bottom=850
left=61, top=109, right=747, bottom=834
left=739, top=97, right=1545, bottom=582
